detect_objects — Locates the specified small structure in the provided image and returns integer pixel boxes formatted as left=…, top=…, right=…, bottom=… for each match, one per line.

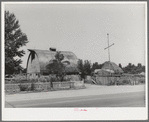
left=101, top=61, right=124, bottom=74
left=92, top=61, right=124, bottom=85
left=26, top=49, right=79, bottom=76
left=140, top=72, right=145, bottom=76
left=94, top=69, right=114, bottom=76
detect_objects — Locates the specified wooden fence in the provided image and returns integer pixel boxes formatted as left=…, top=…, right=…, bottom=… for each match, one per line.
left=85, top=75, right=145, bottom=85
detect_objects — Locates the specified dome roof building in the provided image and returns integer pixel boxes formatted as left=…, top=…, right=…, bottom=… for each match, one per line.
left=26, top=49, right=79, bottom=75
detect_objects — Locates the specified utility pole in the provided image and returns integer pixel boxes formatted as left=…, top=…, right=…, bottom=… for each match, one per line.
left=104, top=33, right=114, bottom=84
left=104, top=33, right=114, bottom=62
left=107, top=33, right=110, bottom=62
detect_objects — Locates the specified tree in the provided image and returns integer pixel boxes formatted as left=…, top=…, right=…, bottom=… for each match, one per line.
left=91, top=62, right=99, bottom=72
left=119, top=63, right=122, bottom=69
left=137, top=63, right=142, bottom=68
left=77, top=59, right=92, bottom=78
left=136, top=63, right=143, bottom=73
left=91, top=62, right=103, bottom=72
left=123, top=63, right=132, bottom=73
left=5, top=11, right=28, bottom=74
left=122, top=63, right=145, bottom=74
left=142, top=66, right=145, bottom=72
left=46, top=51, right=70, bottom=82
left=22, top=68, right=27, bottom=73
left=77, top=59, right=84, bottom=79
left=83, top=60, right=92, bottom=75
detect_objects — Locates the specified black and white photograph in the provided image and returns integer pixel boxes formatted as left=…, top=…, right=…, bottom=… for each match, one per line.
left=2, top=1, right=147, bottom=120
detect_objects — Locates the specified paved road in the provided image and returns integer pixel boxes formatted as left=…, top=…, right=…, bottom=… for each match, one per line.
left=6, top=91, right=145, bottom=108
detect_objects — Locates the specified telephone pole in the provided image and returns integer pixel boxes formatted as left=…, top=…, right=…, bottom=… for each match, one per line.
left=107, top=33, right=110, bottom=62
left=104, top=33, right=114, bottom=63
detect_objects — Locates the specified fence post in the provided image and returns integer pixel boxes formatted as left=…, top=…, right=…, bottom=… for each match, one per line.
left=134, top=78, right=135, bottom=85
left=115, top=77, right=117, bottom=85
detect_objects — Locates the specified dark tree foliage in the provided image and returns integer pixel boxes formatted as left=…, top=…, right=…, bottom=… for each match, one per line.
left=77, top=59, right=84, bottom=72
left=119, top=63, right=122, bottom=69
left=46, top=51, right=70, bottom=82
left=77, top=59, right=92, bottom=78
left=122, top=63, right=145, bottom=74
left=91, top=62, right=103, bottom=72
left=22, top=68, right=27, bottom=73
left=78, top=59, right=105, bottom=78
left=83, top=60, right=92, bottom=75
left=142, top=66, right=145, bottom=72
left=5, top=11, right=28, bottom=74
left=77, top=59, right=84, bottom=79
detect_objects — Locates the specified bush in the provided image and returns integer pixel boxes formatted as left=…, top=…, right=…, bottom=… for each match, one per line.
left=138, top=78, right=145, bottom=84
left=14, top=74, right=27, bottom=82
left=51, top=77, right=57, bottom=82
left=117, top=77, right=131, bottom=85
left=38, top=76, right=46, bottom=82
left=122, top=79, right=130, bottom=84
left=31, top=83, right=35, bottom=91
left=44, top=77, right=51, bottom=82
left=19, top=84, right=29, bottom=91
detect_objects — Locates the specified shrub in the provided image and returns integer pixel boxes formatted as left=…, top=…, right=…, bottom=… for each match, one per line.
left=122, top=79, right=130, bottom=84
left=38, top=77, right=44, bottom=82
left=138, top=78, right=145, bottom=84
left=45, top=77, right=50, bottom=82
left=31, top=83, right=35, bottom=91
left=14, top=74, right=27, bottom=82
left=117, top=77, right=131, bottom=85
left=19, top=84, right=29, bottom=91
left=51, top=77, right=57, bottom=82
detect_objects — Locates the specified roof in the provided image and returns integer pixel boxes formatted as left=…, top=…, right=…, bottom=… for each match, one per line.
left=94, top=69, right=102, bottom=73
left=94, top=69, right=114, bottom=73
left=28, top=49, right=79, bottom=74
left=101, top=61, right=124, bottom=74
left=140, top=72, right=145, bottom=76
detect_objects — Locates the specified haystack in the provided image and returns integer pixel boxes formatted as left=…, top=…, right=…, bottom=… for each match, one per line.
left=101, top=61, right=124, bottom=74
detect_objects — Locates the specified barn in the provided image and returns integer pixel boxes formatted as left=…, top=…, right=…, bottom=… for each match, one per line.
left=26, top=49, right=79, bottom=76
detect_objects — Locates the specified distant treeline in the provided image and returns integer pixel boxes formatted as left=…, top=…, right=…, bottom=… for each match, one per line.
left=77, top=59, right=145, bottom=78
left=120, top=63, right=145, bottom=74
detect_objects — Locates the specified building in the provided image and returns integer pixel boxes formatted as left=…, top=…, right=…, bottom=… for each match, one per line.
left=26, top=49, right=79, bottom=76
left=101, top=61, right=124, bottom=74
left=91, top=61, right=124, bottom=85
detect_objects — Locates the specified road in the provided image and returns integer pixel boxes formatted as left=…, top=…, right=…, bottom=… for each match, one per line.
left=6, top=91, right=145, bottom=108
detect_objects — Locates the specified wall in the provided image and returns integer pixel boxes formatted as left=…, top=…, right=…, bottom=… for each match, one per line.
left=27, top=52, right=40, bottom=74
left=95, top=77, right=117, bottom=85
left=71, top=81, right=85, bottom=89
left=5, top=81, right=85, bottom=94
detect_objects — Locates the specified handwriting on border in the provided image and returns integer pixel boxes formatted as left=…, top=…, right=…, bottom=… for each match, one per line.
left=74, top=108, right=87, bottom=111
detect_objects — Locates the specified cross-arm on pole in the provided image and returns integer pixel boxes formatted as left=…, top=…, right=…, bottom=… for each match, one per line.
left=104, top=43, right=114, bottom=50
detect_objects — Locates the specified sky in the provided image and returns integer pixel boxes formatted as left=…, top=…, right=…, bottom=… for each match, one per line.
left=4, top=2, right=146, bottom=68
